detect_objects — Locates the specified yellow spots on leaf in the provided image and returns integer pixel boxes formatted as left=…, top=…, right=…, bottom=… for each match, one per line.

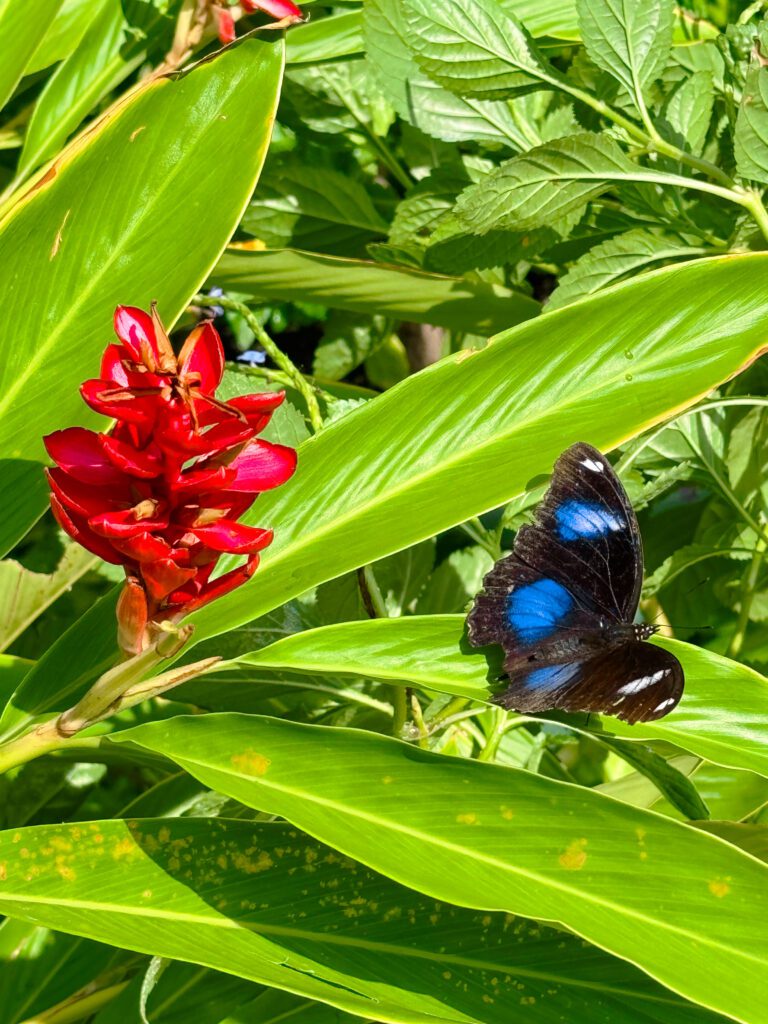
left=232, top=850, right=273, bottom=875
left=559, top=838, right=588, bottom=871
left=0, top=862, right=6, bottom=880
left=382, top=775, right=394, bottom=784
left=481, top=914, right=492, bottom=927
left=429, top=913, right=439, bottom=925
left=142, top=889, right=153, bottom=899
left=709, top=879, right=731, bottom=898
left=305, top=849, right=318, bottom=864
left=56, top=862, right=76, bottom=882
left=442, top=971, right=452, bottom=981
left=520, top=996, right=536, bottom=1006
left=129, top=126, right=146, bottom=142
left=12, top=833, right=21, bottom=843
left=231, top=749, right=271, bottom=776
left=50, top=836, right=72, bottom=853
left=456, top=812, right=477, bottom=825
left=500, top=806, right=514, bottom=821
left=217, top=854, right=228, bottom=870
left=158, top=827, right=171, bottom=844
left=112, top=838, right=138, bottom=861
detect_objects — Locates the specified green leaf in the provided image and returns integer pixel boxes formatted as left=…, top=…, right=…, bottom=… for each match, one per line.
left=212, top=248, right=539, bottom=333
left=0, top=35, right=284, bottom=467
left=594, top=734, right=710, bottom=820
left=455, top=133, right=638, bottom=234
left=735, top=58, right=768, bottom=184
left=228, top=616, right=768, bottom=780
left=0, top=919, right=120, bottom=1024
left=643, top=543, right=738, bottom=597
left=189, top=254, right=768, bottom=650
left=547, top=229, right=711, bottom=310
left=0, top=0, right=63, bottom=112
left=363, top=0, right=541, bottom=148
left=0, top=543, right=96, bottom=651
left=0, top=819, right=708, bottom=1024
left=401, top=0, right=556, bottom=99
left=286, top=10, right=363, bottom=64
left=575, top=0, right=674, bottom=103
left=0, top=461, right=49, bottom=558
left=25, top=0, right=96, bottom=74
left=416, top=546, right=493, bottom=614
left=312, top=313, right=385, bottom=381
left=17, top=0, right=164, bottom=181
left=241, top=162, right=388, bottom=256
left=114, top=718, right=768, bottom=1024
left=663, top=70, right=715, bottom=156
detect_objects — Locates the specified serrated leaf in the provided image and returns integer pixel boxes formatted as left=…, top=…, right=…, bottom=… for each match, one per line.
left=643, top=543, right=739, bottom=597
left=576, top=0, right=674, bottom=103
left=363, top=0, right=531, bottom=148
left=547, top=229, right=710, bottom=310
left=735, top=59, right=768, bottom=184
left=663, top=69, right=715, bottom=156
left=455, top=133, right=638, bottom=234
left=401, top=0, right=557, bottom=99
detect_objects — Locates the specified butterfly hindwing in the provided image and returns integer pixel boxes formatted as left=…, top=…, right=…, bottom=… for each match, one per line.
left=493, top=642, right=684, bottom=725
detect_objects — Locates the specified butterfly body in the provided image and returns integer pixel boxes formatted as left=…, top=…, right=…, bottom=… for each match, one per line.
left=466, top=442, right=684, bottom=724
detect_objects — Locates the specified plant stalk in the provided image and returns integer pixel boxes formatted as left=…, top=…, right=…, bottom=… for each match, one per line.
left=190, top=293, right=324, bottom=433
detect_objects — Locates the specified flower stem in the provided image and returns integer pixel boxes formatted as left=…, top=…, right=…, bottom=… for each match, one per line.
left=190, top=293, right=324, bottom=433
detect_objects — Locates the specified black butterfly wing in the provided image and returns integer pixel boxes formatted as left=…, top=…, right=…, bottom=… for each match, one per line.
left=493, top=642, right=684, bottom=724
left=467, top=442, right=642, bottom=660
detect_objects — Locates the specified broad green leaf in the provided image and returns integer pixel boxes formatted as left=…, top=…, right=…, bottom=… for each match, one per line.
left=0, top=460, right=49, bottom=558
left=286, top=10, right=363, bottom=64
left=227, top=616, right=768, bottom=780
left=0, top=35, right=284, bottom=467
left=212, top=248, right=539, bottom=333
left=576, top=0, right=674, bottom=103
left=597, top=754, right=701, bottom=809
left=693, top=822, right=768, bottom=863
left=655, top=764, right=768, bottom=822
left=241, top=162, right=388, bottom=256
left=25, top=0, right=95, bottom=74
left=190, top=254, right=768, bottom=650
left=735, top=59, right=768, bottom=185
left=115, top=717, right=768, bottom=1024
left=0, top=0, right=63, bottom=112
left=364, top=0, right=539, bottom=148
left=547, top=229, right=710, bottom=310
left=593, top=734, right=709, bottom=820
left=0, top=544, right=96, bottom=651
left=0, top=819, right=711, bottom=1024
left=312, top=313, right=385, bottom=381
left=17, top=0, right=159, bottom=181
left=0, top=919, right=120, bottom=1024
left=0, top=656, right=32, bottom=715
left=401, top=0, right=557, bottom=99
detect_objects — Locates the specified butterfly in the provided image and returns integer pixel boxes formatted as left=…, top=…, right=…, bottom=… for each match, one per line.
left=466, top=442, right=684, bottom=724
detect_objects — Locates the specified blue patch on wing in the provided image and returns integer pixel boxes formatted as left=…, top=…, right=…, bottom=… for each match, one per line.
left=555, top=500, right=624, bottom=541
left=527, top=663, right=580, bottom=689
left=507, top=578, right=573, bottom=643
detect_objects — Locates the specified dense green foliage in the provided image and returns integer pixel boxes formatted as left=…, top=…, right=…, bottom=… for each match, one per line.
left=0, top=0, right=767, bottom=1022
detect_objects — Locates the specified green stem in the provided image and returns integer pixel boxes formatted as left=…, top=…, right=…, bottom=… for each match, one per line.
left=190, top=293, right=324, bottom=433
left=20, top=981, right=130, bottom=1024
left=357, top=565, right=407, bottom=736
left=727, top=537, right=767, bottom=659
left=476, top=708, right=507, bottom=762
left=459, top=518, right=502, bottom=560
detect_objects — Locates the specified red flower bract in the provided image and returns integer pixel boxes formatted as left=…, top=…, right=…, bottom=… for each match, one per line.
left=44, top=304, right=297, bottom=655
left=213, top=0, right=303, bottom=45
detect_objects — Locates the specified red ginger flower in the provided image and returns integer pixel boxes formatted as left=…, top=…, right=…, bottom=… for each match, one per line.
left=214, top=0, right=303, bottom=45
left=44, top=304, right=296, bottom=656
